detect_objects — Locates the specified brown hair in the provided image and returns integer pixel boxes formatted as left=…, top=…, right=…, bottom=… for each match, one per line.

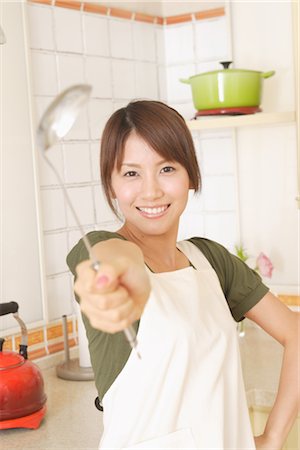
left=100, top=100, right=201, bottom=215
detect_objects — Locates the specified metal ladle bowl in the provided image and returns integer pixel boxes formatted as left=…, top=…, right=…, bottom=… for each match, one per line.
left=36, top=84, right=139, bottom=358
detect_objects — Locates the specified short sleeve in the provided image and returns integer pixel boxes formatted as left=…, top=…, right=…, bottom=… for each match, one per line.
left=188, top=237, right=269, bottom=322
left=66, top=230, right=126, bottom=276
left=66, top=230, right=136, bottom=400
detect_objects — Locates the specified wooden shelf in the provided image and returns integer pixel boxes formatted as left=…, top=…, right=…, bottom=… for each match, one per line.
left=186, top=111, right=296, bottom=131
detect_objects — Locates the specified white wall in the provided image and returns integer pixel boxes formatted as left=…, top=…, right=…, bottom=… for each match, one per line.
left=230, top=1, right=298, bottom=293
left=0, top=1, right=45, bottom=330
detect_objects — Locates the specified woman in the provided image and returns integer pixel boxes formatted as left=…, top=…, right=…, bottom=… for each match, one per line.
left=67, top=100, right=298, bottom=450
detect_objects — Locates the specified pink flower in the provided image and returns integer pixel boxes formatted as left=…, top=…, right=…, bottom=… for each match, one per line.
left=256, top=252, right=274, bottom=278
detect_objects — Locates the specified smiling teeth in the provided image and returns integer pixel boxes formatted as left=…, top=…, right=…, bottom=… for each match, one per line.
left=139, top=206, right=167, bottom=215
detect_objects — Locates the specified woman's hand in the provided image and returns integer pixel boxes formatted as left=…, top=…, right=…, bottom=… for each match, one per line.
left=254, top=433, right=282, bottom=450
left=74, top=242, right=151, bottom=333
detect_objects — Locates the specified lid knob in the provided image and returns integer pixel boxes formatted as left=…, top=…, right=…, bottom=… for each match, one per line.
left=220, top=61, right=232, bottom=69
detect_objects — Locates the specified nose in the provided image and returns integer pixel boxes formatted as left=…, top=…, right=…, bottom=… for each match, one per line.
left=141, top=174, right=163, bottom=200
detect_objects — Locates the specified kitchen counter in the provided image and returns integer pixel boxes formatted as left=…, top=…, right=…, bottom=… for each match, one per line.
left=0, top=320, right=291, bottom=450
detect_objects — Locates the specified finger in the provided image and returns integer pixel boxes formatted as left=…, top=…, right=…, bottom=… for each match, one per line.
left=75, top=260, right=97, bottom=292
left=81, top=294, right=139, bottom=333
left=81, top=286, right=129, bottom=311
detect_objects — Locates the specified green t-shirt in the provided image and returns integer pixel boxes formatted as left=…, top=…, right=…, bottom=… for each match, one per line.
left=66, top=231, right=269, bottom=400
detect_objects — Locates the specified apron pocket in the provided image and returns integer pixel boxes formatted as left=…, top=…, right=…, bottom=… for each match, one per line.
left=122, top=428, right=197, bottom=449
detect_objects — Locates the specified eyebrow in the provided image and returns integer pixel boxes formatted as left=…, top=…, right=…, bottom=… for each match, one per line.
left=121, top=159, right=171, bottom=168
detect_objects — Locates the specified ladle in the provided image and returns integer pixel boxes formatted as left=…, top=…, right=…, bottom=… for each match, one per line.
left=37, top=84, right=140, bottom=358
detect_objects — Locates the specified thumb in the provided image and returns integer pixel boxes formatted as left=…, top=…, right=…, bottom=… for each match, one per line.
left=93, top=258, right=129, bottom=293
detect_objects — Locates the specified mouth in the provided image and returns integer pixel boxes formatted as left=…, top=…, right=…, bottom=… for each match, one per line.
left=136, top=204, right=170, bottom=218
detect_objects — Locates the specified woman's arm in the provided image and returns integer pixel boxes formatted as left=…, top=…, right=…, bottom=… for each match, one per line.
left=245, top=291, right=299, bottom=450
left=74, top=239, right=151, bottom=333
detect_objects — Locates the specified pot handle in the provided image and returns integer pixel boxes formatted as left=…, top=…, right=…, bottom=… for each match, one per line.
left=261, top=70, right=275, bottom=79
left=179, top=78, right=191, bottom=84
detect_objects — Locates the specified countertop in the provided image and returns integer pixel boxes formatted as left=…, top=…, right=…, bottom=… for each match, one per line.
left=0, top=320, right=285, bottom=450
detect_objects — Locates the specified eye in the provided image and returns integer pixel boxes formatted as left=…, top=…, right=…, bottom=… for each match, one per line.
left=161, top=166, right=175, bottom=173
left=124, top=170, right=138, bottom=177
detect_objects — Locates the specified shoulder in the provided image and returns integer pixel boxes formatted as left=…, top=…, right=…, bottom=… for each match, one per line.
left=187, top=237, right=269, bottom=321
left=66, top=230, right=126, bottom=275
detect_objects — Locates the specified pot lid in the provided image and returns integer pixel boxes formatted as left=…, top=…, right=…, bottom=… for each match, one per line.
left=0, top=351, right=25, bottom=370
left=190, top=68, right=261, bottom=79
left=191, top=60, right=262, bottom=78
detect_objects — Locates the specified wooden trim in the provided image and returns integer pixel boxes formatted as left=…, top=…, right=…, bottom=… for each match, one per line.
left=48, top=338, right=76, bottom=354
left=164, top=13, right=193, bottom=25
left=195, top=7, right=225, bottom=21
left=15, top=329, right=44, bottom=347
left=29, top=348, right=48, bottom=359
left=134, top=12, right=156, bottom=24
left=55, top=0, right=81, bottom=11
left=83, top=2, right=108, bottom=15
left=28, top=1, right=225, bottom=26
left=155, top=17, right=164, bottom=26
left=109, top=7, right=132, bottom=20
left=29, top=0, right=53, bottom=5
left=2, top=338, right=13, bottom=351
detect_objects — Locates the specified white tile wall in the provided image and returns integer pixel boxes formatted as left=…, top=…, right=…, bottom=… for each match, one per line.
left=155, top=27, right=166, bottom=64
left=204, top=212, right=238, bottom=251
left=54, top=7, right=83, bottom=53
left=27, top=4, right=54, bottom=50
left=88, top=98, right=114, bottom=139
left=94, top=184, right=119, bottom=224
left=27, top=3, right=242, bottom=321
left=203, top=176, right=236, bottom=211
left=83, top=14, right=110, bottom=57
left=63, top=143, right=92, bottom=183
left=195, top=17, right=229, bottom=61
left=164, top=23, right=194, bottom=64
left=109, top=19, right=133, bottom=59
left=135, top=62, right=158, bottom=99
left=178, top=212, right=205, bottom=241
left=65, top=186, right=95, bottom=227
left=90, top=142, right=101, bottom=181
left=47, top=274, right=74, bottom=320
left=112, top=59, right=136, bottom=99
left=44, top=232, right=69, bottom=275
left=31, top=52, right=58, bottom=96
left=85, top=56, right=112, bottom=98
left=201, top=136, right=235, bottom=175
left=57, top=54, right=85, bottom=91
left=133, top=22, right=156, bottom=62
left=40, top=189, right=67, bottom=230
left=165, top=63, right=196, bottom=102
left=38, top=144, right=64, bottom=186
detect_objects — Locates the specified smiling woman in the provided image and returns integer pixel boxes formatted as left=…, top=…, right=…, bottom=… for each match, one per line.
left=67, top=100, right=299, bottom=450
left=100, top=100, right=201, bottom=217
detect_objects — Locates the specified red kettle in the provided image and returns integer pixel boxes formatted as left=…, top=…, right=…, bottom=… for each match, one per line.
left=0, top=302, right=47, bottom=429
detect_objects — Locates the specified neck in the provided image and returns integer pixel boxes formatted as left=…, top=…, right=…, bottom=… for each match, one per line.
left=117, top=224, right=189, bottom=272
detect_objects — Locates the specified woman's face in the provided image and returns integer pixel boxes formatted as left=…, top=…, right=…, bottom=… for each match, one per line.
left=111, top=132, right=190, bottom=237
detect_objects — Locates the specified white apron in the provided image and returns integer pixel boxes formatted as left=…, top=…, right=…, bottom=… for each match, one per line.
left=99, top=241, right=255, bottom=450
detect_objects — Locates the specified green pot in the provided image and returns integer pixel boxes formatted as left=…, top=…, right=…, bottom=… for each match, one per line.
left=180, top=62, right=275, bottom=111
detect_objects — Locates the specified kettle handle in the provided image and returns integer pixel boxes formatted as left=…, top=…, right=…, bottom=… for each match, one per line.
left=0, top=301, right=19, bottom=316
left=179, top=78, right=191, bottom=84
left=261, top=70, right=275, bottom=79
